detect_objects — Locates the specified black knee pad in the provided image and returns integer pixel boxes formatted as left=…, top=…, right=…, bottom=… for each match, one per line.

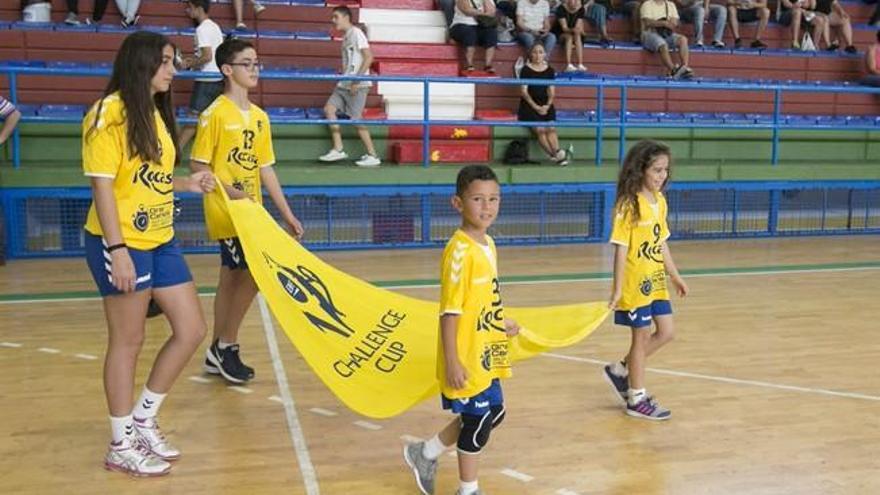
left=457, top=412, right=494, bottom=454
left=490, top=405, right=506, bottom=429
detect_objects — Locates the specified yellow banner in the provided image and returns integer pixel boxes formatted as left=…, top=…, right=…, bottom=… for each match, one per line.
left=224, top=193, right=610, bottom=418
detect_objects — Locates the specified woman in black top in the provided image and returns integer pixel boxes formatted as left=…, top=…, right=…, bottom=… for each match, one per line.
left=553, top=0, right=587, bottom=72
left=518, top=44, right=568, bottom=165
left=812, top=0, right=856, bottom=53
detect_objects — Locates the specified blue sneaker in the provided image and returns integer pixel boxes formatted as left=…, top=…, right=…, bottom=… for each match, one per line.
left=626, top=396, right=671, bottom=421
left=603, top=363, right=629, bottom=405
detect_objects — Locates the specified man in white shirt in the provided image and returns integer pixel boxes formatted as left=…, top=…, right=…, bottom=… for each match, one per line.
left=318, top=6, right=381, bottom=168
left=179, top=0, right=225, bottom=147
left=516, top=0, right=557, bottom=55
left=641, top=0, right=695, bottom=79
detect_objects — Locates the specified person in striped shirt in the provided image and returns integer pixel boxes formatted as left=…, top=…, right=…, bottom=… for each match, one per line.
left=0, top=95, right=22, bottom=148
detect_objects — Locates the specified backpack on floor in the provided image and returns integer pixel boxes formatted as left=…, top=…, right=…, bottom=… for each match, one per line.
left=503, top=139, right=538, bottom=165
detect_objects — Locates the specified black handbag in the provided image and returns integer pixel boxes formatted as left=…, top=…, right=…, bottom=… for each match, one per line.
left=471, top=0, right=498, bottom=28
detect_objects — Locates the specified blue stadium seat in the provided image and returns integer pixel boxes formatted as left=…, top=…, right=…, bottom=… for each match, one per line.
left=687, top=113, right=724, bottom=124
left=306, top=108, right=325, bottom=119
left=97, top=24, right=132, bottom=33
left=15, top=104, right=39, bottom=116
left=654, top=112, right=689, bottom=123
left=295, top=31, right=332, bottom=40
left=11, top=22, right=53, bottom=31
left=291, top=0, right=327, bottom=4
left=47, top=61, right=93, bottom=70
left=747, top=113, right=774, bottom=124
left=136, top=25, right=178, bottom=34
left=785, top=115, right=819, bottom=126
left=53, top=22, right=98, bottom=32
left=720, top=113, right=752, bottom=124
left=38, top=104, right=87, bottom=119
left=2, top=60, right=47, bottom=67
left=0, top=21, right=11, bottom=30
left=267, top=107, right=307, bottom=120
left=555, top=110, right=586, bottom=121
left=259, top=30, right=298, bottom=39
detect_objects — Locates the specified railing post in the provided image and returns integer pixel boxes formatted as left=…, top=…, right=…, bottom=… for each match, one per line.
left=10, top=72, right=21, bottom=169
left=618, top=84, right=627, bottom=164
left=420, top=193, right=432, bottom=243
left=595, top=84, right=604, bottom=166
left=771, top=88, right=782, bottom=166
left=422, top=78, right=431, bottom=168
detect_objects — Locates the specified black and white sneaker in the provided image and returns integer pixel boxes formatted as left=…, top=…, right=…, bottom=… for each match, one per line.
left=204, top=340, right=255, bottom=383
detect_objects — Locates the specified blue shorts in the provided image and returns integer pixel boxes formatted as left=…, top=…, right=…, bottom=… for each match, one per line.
left=84, top=232, right=193, bottom=297
left=442, top=379, right=504, bottom=416
left=614, top=300, right=673, bottom=329
left=219, top=237, right=248, bottom=269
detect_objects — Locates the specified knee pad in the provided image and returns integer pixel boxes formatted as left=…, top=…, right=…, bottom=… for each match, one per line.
left=490, top=405, right=506, bottom=430
left=457, top=412, right=494, bottom=454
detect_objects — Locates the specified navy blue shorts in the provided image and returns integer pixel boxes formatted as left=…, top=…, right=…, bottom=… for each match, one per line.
left=614, top=300, right=673, bottom=329
left=219, top=237, right=248, bottom=270
left=442, top=379, right=504, bottom=416
left=84, top=232, right=192, bottom=297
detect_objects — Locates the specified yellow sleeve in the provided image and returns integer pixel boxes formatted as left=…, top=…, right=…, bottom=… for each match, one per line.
left=82, top=101, right=123, bottom=178
left=256, top=115, right=276, bottom=168
left=609, top=204, right=633, bottom=246
left=659, top=195, right=671, bottom=242
left=439, top=242, right=470, bottom=315
left=190, top=110, right=217, bottom=165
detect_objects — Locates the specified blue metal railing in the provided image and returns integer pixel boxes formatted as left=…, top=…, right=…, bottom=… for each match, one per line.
left=3, top=63, right=880, bottom=168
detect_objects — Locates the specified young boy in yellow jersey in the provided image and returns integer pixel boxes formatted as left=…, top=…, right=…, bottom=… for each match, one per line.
left=191, top=37, right=304, bottom=383
left=603, top=140, right=688, bottom=420
left=404, top=165, right=520, bottom=495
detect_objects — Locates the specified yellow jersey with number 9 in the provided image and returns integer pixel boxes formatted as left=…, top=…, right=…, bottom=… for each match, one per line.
left=82, top=93, right=176, bottom=250
left=610, top=191, right=671, bottom=311
left=437, top=229, right=512, bottom=399
left=191, top=95, right=276, bottom=240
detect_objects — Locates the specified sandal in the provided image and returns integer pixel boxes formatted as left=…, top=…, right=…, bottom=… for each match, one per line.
left=464, top=65, right=475, bottom=73
left=484, top=65, right=496, bottom=74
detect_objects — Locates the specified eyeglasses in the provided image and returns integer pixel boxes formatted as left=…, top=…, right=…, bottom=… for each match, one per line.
left=227, top=61, right=263, bottom=71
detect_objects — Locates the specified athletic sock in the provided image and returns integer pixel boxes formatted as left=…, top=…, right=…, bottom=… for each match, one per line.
left=628, top=388, right=646, bottom=406
left=611, top=360, right=628, bottom=377
left=217, top=340, right=236, bottom=350
left=110, top=414, right=134, bottom=443
left=459, top=480, right=479, bottom=495
left=132, top=387, right=167, bottom=420
left=422, top=434, right=447, bottom=460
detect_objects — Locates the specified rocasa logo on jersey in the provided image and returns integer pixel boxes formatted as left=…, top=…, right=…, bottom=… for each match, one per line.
left=132, top=163, right=173, bottom=195
left=263, top=253, right=355, bottom=339
left=226, top=147, right=258, bottom=171
left=638, top=241, right=663, bottom=263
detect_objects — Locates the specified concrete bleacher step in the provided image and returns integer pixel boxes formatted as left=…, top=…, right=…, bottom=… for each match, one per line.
left=371, top=43, right=458, bottom=60
left=389, top=125, right=491, bottom=140
left=358, top=8, right=447, bottom=43
left=390, top=140, right=491, bottom=163
left=374, top=61, right=459, bottom=76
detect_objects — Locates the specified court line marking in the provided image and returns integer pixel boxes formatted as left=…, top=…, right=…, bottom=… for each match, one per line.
left=308, top=407, right=339, bottom=418
left=353, top=420, right=383, bottom=431
left=74, top=353, right=97, bottom=360
left=268, top=395, right=284, bottom=404
left=556, top=489, right=580, bottom=495
left=188, top=375, right=211, bottom=384
left=543, top=353, right=880, bottom=402
left=1, top=342, right=23, bottom=348
left=37, top=347, right=61, bottom=354
left=500, top=468, right=535, bottom=482
left=228, top=386, right=253, bottom=395
left=258, top=295, right=320, bottom=495
left=2, top=261, right=879, bottom=305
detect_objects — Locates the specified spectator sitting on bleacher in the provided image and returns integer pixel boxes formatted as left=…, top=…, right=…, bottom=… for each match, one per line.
left=450, top=0, right=499, bottom=73
left=178, top=0, right=224, bottom=148
left=65, top=0, right=110, bottom=25
left=582, top=0, right=614, bottom=47
left=319, top=6, right=381, bottom=168
left=620, top=0, right=646, bottom=43
left=861, top=30, right=880, bottom=85
left=812, top=0, right=857, bottom=53
left=778, top=0, right=826, bottom=49
left=517, top=44, right=569, bottom=165
left=641, top=0, right=695, bottom=79
left=233, top=0, right=266, bottom=31
left=114, top=0, right=142, bottom=28
left=553, top=0, right=589, bottom=71
left=515, top=0, right=558, bottom=58
left=0, top=95, right=22, bottom=149
left=674, top=0, right=727, bottom=48
left=726, top=0, right=769, bottom=49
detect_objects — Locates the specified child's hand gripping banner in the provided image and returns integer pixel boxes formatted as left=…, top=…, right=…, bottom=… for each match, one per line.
left=222, top=191, right=610, bottom=418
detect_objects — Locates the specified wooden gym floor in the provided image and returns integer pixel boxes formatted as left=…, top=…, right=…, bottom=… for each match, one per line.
left=1, top=236, right=878, bottom=495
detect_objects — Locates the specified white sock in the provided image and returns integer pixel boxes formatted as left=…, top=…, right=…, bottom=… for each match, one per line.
left=217, top=340, right=236, bottom=350
left=422, top=434, right=447, bottom=460
left=459, top=480, right=479, bottom=495
left=110, top=414, right=134, bottom=444
left=628, top=388, right=646, bottom=406
left=132, top=387, right=167, bottom=420
left=611, top=360, right=628, bottom=377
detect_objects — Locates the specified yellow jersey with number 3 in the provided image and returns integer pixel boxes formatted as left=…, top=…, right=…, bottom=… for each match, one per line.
left=610, top=192, right=671, bottom=311
left=437, top=229, right=512, bottom=399
left=82, top=93, right=177, bottom=250
left=191, top=94, right=276, bottom=240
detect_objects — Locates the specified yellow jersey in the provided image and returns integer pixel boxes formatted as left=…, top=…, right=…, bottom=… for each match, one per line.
left=191, top=94, right=276, bottom=240
left=610, top=191, right=671, bottom=311
left=437, top=229, right=512, bottom=399
left=82, top=93, right=176, bottom=250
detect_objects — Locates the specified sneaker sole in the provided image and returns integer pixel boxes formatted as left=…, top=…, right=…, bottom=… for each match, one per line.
left=625, top=409, right=672, bottom=421
left=205, top=349, right=248, bottom=384
left=601, top=368, right=628, bottom=406
left=104, top=460, right=171, bottom=477
left=402, top=445, right=431, bottom=495
left=318, top=156, right=347, bottom=162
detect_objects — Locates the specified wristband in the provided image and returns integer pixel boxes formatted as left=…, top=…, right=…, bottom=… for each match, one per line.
left=107, top=243, right=128, bottom=253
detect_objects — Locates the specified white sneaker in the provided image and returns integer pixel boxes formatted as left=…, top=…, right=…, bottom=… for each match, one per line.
left=565, top=63, right=577, bottom=72
left=576, top=64, right=588, bottom=72
left=253, top=1, right=266, bottom=15
left=513, top=56, right=525, bottom=78
left=696, top=40, right=705, bottom=48
left=319, top=149, right=348, bottom=162
left=104, top=437, right=171, bottom=477
left=355, top=154, right=381, bottom=167
left=64, top=12, right=80, bottom=25
left=134, top=417, right=180, bottom=461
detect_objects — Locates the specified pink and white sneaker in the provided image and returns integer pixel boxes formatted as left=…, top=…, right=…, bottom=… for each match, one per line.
left=134, top=417, right=180, bottom=461
left=104, top=437, right=171, bottom=477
